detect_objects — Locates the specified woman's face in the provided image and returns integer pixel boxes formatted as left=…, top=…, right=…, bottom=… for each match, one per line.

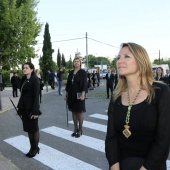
left=157, top=68, right=162, bottom=76
left=116, top=46, right=139, bottom=77
left=74, top=59, right=81, bottom=68
left=23, top=64, right=33, bottom=75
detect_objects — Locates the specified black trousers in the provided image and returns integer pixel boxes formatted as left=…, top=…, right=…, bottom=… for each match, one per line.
left=107, top=84, right=113, bottom=98
left=12, top=85, right=18, bottom=97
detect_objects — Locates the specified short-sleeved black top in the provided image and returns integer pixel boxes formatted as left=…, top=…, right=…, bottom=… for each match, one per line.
left=105, top=82, right=170, bottom=170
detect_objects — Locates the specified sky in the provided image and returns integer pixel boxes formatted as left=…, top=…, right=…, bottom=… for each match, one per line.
left=33, top=0, right=170, bottom=68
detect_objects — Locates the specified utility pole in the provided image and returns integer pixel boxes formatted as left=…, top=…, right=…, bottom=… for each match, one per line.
left=86, top=32, right=88, bottom=70
left=159, top=49, right=160, bottom=64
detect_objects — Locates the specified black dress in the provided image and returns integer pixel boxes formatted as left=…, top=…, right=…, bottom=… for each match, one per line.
left=17, top=74, right=41, bottom=133
left=105, top=82, right=170, bottom=170
left=65, top=69, right=87, bottom=113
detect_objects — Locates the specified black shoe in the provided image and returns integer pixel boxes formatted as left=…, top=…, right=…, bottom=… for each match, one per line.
left=75, top=131, right=83, bottom=138
left=26, top=147, right=40, bottom=158
left=26, top=148, right=33, bottom=157
left=71, top=130, right=78, bottom=137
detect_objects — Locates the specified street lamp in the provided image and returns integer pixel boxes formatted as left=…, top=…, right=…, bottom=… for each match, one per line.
left=0, top=48, right=3, bottom=110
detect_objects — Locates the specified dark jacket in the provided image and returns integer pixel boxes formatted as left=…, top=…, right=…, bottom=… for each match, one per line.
left=65, top=69, right=88, bottom=93
left=57, top=71, right=64, bottom=81
left=11, top=76, right=20, bottom=86
left=17, top=74, right=40, bottom=115
left=106, top=73, right=114, bottom=86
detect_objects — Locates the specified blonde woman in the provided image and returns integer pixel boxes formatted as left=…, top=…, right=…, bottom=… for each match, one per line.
left=65, top=57, right=87, bottom=137
left=105, top=43, right=170, bottom=170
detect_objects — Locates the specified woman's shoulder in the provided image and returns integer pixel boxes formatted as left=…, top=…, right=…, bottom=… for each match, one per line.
left=153, top=81, right=170, bottom=95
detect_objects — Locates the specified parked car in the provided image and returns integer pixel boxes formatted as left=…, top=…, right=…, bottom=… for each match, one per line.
left=100, top=69, right=108, bottom=79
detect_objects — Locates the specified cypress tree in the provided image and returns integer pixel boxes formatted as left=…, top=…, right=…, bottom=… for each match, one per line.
left=57, top=49, right=61, bottom=67
left=61, top=53, right=66, bottom=67
left=41, top=23, right=54, bottom=83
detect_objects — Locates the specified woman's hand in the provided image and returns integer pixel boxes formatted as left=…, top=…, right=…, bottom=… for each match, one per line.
left=31, top=115, right=38, bottom=119
left=110, top=162, right=120, bottom=170
left=80, top=95, right=85, bottom=100
left=139, top=166, right=147, bottom=170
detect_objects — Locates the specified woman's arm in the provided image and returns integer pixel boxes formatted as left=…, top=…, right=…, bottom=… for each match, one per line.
left=105, top=100, right=120, bottom=168
left=143, top=84, right=170, bottom=169
left=32, top=76, right=40, bottom=115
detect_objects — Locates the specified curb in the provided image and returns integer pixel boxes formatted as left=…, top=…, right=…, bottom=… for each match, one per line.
left=0, top=154, right=20, bottom=170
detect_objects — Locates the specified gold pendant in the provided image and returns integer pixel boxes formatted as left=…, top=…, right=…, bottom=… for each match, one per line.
left=122, top=124, right=132, bottom=138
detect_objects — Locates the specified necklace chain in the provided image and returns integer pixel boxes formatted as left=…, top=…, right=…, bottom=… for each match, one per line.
left=125, top=88, right=141, bottom=124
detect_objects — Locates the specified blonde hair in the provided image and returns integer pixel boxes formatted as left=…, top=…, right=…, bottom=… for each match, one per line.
left=114, top=42, right=155, bottom=103
left=73, top=57, right=82, bottom=68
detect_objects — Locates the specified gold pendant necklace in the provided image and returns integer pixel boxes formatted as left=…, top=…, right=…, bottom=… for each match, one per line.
left=122, top=88, right=141, bottom=138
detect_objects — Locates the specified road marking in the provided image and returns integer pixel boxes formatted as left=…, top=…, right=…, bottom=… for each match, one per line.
left=4, top=135, right=102, bottom=170
left=89, top=113, right=108, bottom=120
left=41, top=126, right=104, bottom=152
left=167, top=160, right=170, bottom=169
left=69, top=120, right=107, bottom=132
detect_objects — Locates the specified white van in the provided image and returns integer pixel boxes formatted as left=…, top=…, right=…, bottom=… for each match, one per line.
left=152, top=64, right=169, bottom=75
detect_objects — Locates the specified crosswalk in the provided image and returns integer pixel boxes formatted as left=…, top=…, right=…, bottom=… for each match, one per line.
left=3, top=113, right=170, bottom=170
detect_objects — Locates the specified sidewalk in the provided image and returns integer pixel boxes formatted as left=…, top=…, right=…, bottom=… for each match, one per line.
left=0, top=86, right=60, bottom=114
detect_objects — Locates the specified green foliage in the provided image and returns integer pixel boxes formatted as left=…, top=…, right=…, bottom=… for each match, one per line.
left=88, top=55, right=111, bottom=68
left=153, top=58, right=170, bottom=68
left=57, top=49, right=61, bottom=67
left=111, top=56, right=117, bottom=70
left=40, top=23, right=54, bottom=82
left=61, top=53, right=66, bottom=67
left=66, top=56, right=73, bottom=69
left=0, top=0, right=42, bottom=67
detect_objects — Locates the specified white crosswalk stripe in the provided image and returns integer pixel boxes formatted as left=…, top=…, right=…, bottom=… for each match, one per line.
left=69, top=120, right=107, bottom=132
left=41, top=126, right=104, bottom=152
left=4, top=135, right=102, bottom=170
left=89, top=113, right=108, bottom=120
left=3, top=113, right=170, bottom=170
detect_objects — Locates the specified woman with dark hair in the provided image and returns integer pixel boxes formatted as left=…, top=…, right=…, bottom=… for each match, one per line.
left=155, top=67, right=166, bottom=83
left=65, top=57, right=87, bottom=137
left=17, top=62, right=41, bottom=158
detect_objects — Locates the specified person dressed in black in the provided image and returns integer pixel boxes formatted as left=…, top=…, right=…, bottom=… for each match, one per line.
left=35, top=69, right=44, bottom=103
left=17, top=62, right=41, bottom=158
left=49, top=70, right=57, bottom=89
left=57, top=68, right=64, bottom=95
left=155, top=67, right=166, bottom=83
left=11, top=72, right=20, bottom=97
left=105, top=43, right=170, bottom=170
left=65, top=57, right=87, bottom=138
left=105, top=69, right=115, bottom=98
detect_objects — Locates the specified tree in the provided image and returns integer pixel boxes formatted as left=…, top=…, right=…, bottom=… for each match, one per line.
left=0, top=0, right=42, bottom=68
left=57, top=49, right=61, bottom=67
left=40, top=23, right=54, bottom=83
left=111, top=56, right=117, bottom=70
left=61, top=53, right=66, bottom=67
left=66, top=56, right=72, bottom=69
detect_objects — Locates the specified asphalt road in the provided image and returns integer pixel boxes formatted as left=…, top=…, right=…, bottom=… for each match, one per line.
left=0, top=82, right=110, bottom=170
left=0, top=81, right=170, bottom=170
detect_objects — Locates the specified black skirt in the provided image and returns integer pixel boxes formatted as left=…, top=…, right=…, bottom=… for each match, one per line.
left=18, top=109, right=39, bottom=133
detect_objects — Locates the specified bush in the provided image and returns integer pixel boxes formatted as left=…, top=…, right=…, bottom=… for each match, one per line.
left=2, top=69, right=23, bottom=87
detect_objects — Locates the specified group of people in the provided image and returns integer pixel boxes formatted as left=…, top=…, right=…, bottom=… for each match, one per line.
left=48, top=68, right=64, bottom=95
left=153, top=67, right=170, bottom=86
left=13, top=42, right=170, bottom=170
left=87, top=70, right=100, bottom=90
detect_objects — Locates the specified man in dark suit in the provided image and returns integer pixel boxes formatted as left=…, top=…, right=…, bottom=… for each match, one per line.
left=165, top=69, right=170, bottom=87
left=106, top=69, right=114, bottom=99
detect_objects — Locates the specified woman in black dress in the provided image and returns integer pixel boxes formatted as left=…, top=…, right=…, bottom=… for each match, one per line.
left=65, top=57, right=87, bottom=138
left=155, top=67, right=166, bottom=83
left=17, top=62, right=41, bottom=158
left=105, top=43, right=170, bottom=170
